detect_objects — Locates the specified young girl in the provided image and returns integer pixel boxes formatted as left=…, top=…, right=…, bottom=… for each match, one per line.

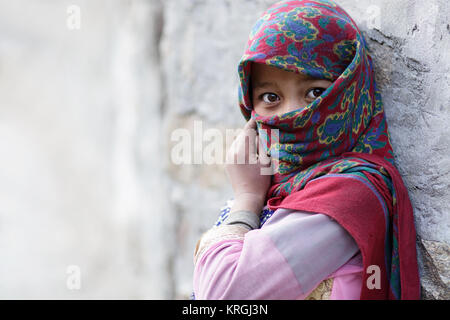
left=192, top=0, right=420, bottom=299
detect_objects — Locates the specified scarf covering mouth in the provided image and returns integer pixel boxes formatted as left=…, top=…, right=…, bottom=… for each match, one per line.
left=236, top=0, right=420, bottom=299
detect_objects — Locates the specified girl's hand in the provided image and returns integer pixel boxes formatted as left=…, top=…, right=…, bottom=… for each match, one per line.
left=225, top=118, right=272, bottom=215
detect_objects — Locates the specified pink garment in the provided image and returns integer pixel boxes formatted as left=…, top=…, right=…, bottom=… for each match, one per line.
left=193, top=210, right=363, bottom=300
left=329, top=254, right=364, bottom=299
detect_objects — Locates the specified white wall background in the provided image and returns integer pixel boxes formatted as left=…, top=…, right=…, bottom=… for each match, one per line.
left=0, top=0, right=448, bottom=299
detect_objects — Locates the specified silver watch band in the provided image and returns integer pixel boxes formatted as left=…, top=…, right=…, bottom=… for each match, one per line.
left=223, top=210, right=260, bottom=230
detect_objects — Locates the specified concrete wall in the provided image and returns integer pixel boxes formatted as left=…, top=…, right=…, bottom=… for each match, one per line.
left=0, top=0, right=448, bottom=299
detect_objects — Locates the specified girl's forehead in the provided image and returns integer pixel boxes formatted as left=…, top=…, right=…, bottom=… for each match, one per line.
left=251, top=62, right=313, bottom=80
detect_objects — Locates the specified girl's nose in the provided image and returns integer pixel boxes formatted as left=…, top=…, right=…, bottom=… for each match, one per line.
left=283, top=98, right=305, bottom=113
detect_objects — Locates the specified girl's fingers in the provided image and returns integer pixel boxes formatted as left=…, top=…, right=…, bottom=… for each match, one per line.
left=243, top=118, right=257, bottom=163
left=247, top=119, right=271, bottom=167
left=226, top=119, right=261, bottom=165
left=244, top=117, right=257, bottom=131
left=246, top=131, right=257, bottom=162
left=257, top=137, right=271, bottom=167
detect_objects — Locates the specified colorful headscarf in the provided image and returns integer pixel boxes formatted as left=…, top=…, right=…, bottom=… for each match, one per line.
left=237, top=0, right=420, bottom=299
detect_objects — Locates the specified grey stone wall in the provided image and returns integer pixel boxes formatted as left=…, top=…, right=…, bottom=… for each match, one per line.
left=0, top=0, right=448, bottom=299
left=330, top=0, right=450, bottom=300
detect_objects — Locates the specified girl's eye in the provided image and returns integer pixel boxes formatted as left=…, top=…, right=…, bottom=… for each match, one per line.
left=306, top=88, right=326, bottom=100
left=261, top=93, right=280, bottom=104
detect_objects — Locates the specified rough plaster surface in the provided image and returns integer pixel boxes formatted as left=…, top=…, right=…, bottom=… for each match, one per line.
left=0, top=0, right=448, bottom=299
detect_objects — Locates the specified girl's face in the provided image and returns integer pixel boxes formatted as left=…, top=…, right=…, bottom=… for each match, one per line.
left=251, top=63, right=333, bottom=117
